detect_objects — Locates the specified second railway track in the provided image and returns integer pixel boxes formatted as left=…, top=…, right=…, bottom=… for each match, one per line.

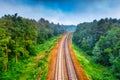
left=54, top=33, right=78, bottom=80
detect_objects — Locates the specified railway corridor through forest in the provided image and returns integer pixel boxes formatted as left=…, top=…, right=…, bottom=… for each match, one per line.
left=54, top=33, right=78, bottom=80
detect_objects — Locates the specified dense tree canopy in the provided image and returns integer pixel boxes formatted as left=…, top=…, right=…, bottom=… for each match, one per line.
left=73, top=18, right=120, bottom=79
left=0, top=14, right=66, bottom=77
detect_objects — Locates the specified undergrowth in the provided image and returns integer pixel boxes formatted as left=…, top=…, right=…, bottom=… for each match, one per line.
left=1, top=35, right=60, bottom=80
left=72, top=43, right=116, bottom=80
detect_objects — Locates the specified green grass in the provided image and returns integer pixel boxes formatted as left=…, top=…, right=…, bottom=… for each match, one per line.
left=23, top=35, right=60, bottom=80
left=72, top=43, right=116, bottom=80
left=1, top=35, right=60, bottom=80
left=34, top=35, right=60, bottom=55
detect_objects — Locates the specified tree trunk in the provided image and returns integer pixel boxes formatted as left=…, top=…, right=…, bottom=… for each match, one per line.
left=5, top=48, right=8, bottom=71
left=15, top=53, right=18, bottom=63
left=4, top=65, right=7, bottom=71
left=15, top=39, right=18, bottom=63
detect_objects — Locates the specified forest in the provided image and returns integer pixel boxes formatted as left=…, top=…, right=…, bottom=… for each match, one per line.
left=73, top=18, right=120, bottom=79
left=0, top=13, right=68, bottom=79
left=1, top=13, right=120, bottom=80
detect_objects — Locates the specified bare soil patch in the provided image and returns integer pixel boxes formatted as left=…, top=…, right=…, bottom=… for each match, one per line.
left=68, top=37, right=88, bottom=80
left=47, top=35, right=65, bottom=80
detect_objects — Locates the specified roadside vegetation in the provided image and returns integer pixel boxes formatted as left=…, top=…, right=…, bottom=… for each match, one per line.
left=0, top=13, right=64, bottom=80
left=72, top=18, right=120, bottom=79
left=72, top=44, right=116, bottom=80
left=1, top=35, right=60, bottom=80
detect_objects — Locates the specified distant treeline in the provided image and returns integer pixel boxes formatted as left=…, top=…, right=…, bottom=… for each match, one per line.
left=0, top=13, right=66, bottom=73
left=63, top=25, right=76, bottom=31
left=73, top=18, right=120, bottom=79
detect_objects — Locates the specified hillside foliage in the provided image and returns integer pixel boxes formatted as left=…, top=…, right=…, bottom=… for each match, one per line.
left=0, top=13, right=66, bottom=79
left=73, top=18, right=120, bottom=79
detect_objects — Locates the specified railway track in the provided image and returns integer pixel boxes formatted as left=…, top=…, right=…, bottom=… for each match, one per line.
left=54, top=34, right=78, bottom=80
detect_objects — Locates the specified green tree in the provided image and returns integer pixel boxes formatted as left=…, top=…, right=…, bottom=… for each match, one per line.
left=0, top=19, right=11, bottom=71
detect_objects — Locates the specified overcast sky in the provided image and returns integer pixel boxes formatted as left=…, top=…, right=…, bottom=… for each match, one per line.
left=0, top=0, right=120, bottom=25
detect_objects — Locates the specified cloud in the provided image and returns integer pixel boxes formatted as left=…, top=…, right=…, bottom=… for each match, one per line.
left=0, top=0, right=120, bottom=25
left=0, top=1, right=80, bottom=25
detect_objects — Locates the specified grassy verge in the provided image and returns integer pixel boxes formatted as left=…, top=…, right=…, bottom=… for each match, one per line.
left=24, top=35, right=61, bottom=80
left=1, top=35, right=60, bottom=80
left=23, top=35, right=61, bottom=80
left=34, top=36, right=60, bottom=55
left=72, top=43, right=116, bottom=80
